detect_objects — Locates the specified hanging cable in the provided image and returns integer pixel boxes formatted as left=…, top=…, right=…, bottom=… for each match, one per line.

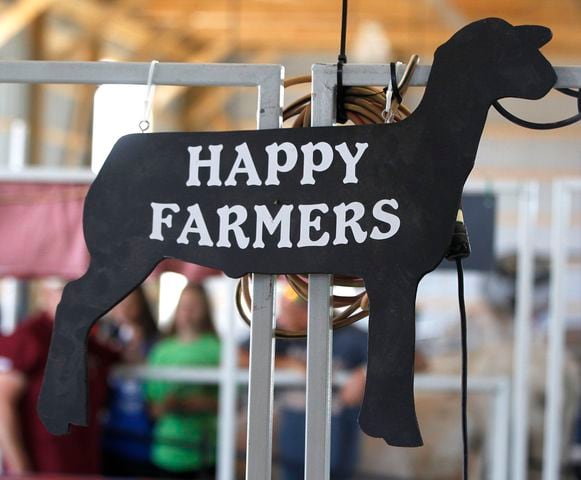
left=456, top=257, right=469, bottom=480
left=336, top=0, right=349, bottom=124
left=446, top=208, right=471, bottom=480
left=493, top=88, right=581, bottom=130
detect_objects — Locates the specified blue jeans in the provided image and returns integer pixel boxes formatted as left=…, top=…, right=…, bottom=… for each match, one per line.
left=277, top=407, right=360, bottom=480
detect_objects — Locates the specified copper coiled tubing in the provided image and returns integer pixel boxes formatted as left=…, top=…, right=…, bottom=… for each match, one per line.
left=235, top=55, right=419, bottom=338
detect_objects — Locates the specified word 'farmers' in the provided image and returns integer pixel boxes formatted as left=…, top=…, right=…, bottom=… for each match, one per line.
left=186, top=141, right=369, bottom=186
left=148, top=140, right=402, bottom=249
left=150, top=200, right=401, bottom=249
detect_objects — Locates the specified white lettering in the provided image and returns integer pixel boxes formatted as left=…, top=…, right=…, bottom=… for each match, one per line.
left=333, top=202, right=367, bottom=245
left=335, top=142, right=367, bottom=184
left=300, top=142, right=333, bottom=185
left=186, top=145, right=223, bottom=187
left=150, top=203, right=180, bottom=241
left=253, top=204, right=294, bottom=248
left=224, top=142, right=262, bottom=186
left=297, top=203, right=330, bottom=247
left=217, top=205, right=250, bottom=248
left=370, top=199, right=400, bottom=240
left=265, top=142, right=298, bottom=186
left=176, top=204, right=214, bottom=246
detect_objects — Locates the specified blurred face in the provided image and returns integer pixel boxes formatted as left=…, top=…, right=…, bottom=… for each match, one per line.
left=175, top=288, right=207, bottom=334
left=110, top=291, right=142, bottom=326
left=277, top=294, right=308, bottom=331
left=40, top=280, right=64, bottom=318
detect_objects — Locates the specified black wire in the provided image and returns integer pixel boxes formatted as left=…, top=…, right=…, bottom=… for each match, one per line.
left=556, top=87, right=580, bottom=98
left=339, top=0, right=348, bottom=62
left=492, top=88, right=581, bottom=130
left=456, top=257, right=469, bottom=480
left=389, top=62, right=402, bottom=104
left=336, top=0, right=349, bottom=124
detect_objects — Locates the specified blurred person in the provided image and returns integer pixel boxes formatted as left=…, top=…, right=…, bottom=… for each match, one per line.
left=101, top=286, right=159, bottom=477
left=239, top=283, right=368, bottom=480
left=145, top=283, right=220, bottom=479
left=0, top=278, right=117, bottom=474
left=367, top=255, right=580, bottom=480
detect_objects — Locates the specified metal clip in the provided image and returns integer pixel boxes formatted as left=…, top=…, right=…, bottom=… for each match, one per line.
left=382, top=55, right=420, bottom=123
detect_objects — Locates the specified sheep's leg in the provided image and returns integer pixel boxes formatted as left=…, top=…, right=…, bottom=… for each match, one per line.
left=359, top=274, right=423, bottom=447
left=37, top=256, right=158, bottom=435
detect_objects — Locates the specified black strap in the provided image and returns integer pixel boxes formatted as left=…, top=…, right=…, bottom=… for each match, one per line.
left=493, top=88, right=581, bottom=130
left=336, top=0, right=349, bottom=124
left=456, top=258, right=469, bottom=480
left=389, top=62, right=402, bottom=105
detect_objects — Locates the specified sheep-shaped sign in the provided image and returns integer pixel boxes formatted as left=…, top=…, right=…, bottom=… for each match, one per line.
left=38, top=18, right=556, bottom=447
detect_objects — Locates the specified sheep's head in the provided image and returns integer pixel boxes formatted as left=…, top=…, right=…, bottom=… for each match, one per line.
left=435, top=18, right=557, bottom=102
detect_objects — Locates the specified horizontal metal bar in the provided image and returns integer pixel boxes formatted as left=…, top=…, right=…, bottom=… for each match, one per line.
left=112, top=365, right=509, bottom=392
left=2, top=61, right=577, bottom=89
left=0, top=168, right=542, bottom=194
left=0, top=166, right=94, bottom=183
left=312, top=64, right=581, bottom=89
left=552, top=66, right=581, bottom=88
left=0, top=61, right=283, bottom=86
left=464, top=179, right=536, bottom=195
left=556, top=177, right=581, bottom=190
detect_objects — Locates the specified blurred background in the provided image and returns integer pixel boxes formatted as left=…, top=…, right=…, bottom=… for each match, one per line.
left=0, top=0, right=580, bottom=479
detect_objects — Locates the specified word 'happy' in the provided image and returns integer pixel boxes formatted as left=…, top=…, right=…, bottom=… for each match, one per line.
left=186, top=141, right=369, bottom=186
left=148, top=141, right=402, bottom=249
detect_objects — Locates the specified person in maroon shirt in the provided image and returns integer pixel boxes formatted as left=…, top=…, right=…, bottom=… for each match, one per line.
left=0, top=280, right=118, bottom=474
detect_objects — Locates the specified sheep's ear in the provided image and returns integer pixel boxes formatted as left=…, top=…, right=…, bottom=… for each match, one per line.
left=515, top=25, right=552, bottom=48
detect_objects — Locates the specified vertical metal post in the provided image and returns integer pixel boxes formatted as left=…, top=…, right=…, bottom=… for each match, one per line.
left=0, top=278, right=20, bottom=335
left=217, top=277, right=238, bottom=480
left=491, top=379, right=511, bottom=480
left=304, top=275, right=333, bottom=479
left=303, top=64, right=335, bottom=480
left=542, top=180, right=571, bottom=480
left=0, top=120, right=28, bottom=335
left=245, top=275, right=277, bottom=479
left=8, top=118, right=27, bottom=169
left=245, top=66, right=284, bottom=480
left=511, top=183, right=538, bottom=480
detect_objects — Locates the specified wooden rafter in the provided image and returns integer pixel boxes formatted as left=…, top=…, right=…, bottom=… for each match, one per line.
left=0, top=0, right=57, bottom=48
left=49, top=0, right=144, bottom=60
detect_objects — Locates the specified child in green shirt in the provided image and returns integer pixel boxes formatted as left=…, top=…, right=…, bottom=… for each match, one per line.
left=145, top=283, right=220, bottom=478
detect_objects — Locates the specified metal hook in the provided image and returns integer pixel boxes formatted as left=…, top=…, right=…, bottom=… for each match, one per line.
left=382, top=81, right=395, bottom=123
left=397, top=54, right=420, bottom=98
left=140, top=60, right=159, bottom=133
left=382, top=55, right=420, bottom=123
left=382, top=62, right=400, bottom=123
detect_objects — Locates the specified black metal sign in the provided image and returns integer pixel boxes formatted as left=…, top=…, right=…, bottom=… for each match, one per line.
left=38, top=18, right=556, bottom=447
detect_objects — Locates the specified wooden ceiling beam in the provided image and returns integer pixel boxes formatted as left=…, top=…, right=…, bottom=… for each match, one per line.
left=157, top=47, right=274, bottom=113
left=153, top=40, right=234, bottom=108
left=0, top=0, right=57, bottom=48
left=166, top=22, right=580, bottom=57
left=49, top=0, right=147, bottom=60
left=54, top=0, right=152, bottom=50
left=144, top=0, right=434, bottom=15
left=54, top=0, right=222, bottom=62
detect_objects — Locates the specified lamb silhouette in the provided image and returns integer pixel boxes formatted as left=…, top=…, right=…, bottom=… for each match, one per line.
left=38, top=18, right=556, bottom=447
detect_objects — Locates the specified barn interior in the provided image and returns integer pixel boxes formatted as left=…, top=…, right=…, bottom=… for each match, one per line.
left=0, top=1, right=580, bottom=479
